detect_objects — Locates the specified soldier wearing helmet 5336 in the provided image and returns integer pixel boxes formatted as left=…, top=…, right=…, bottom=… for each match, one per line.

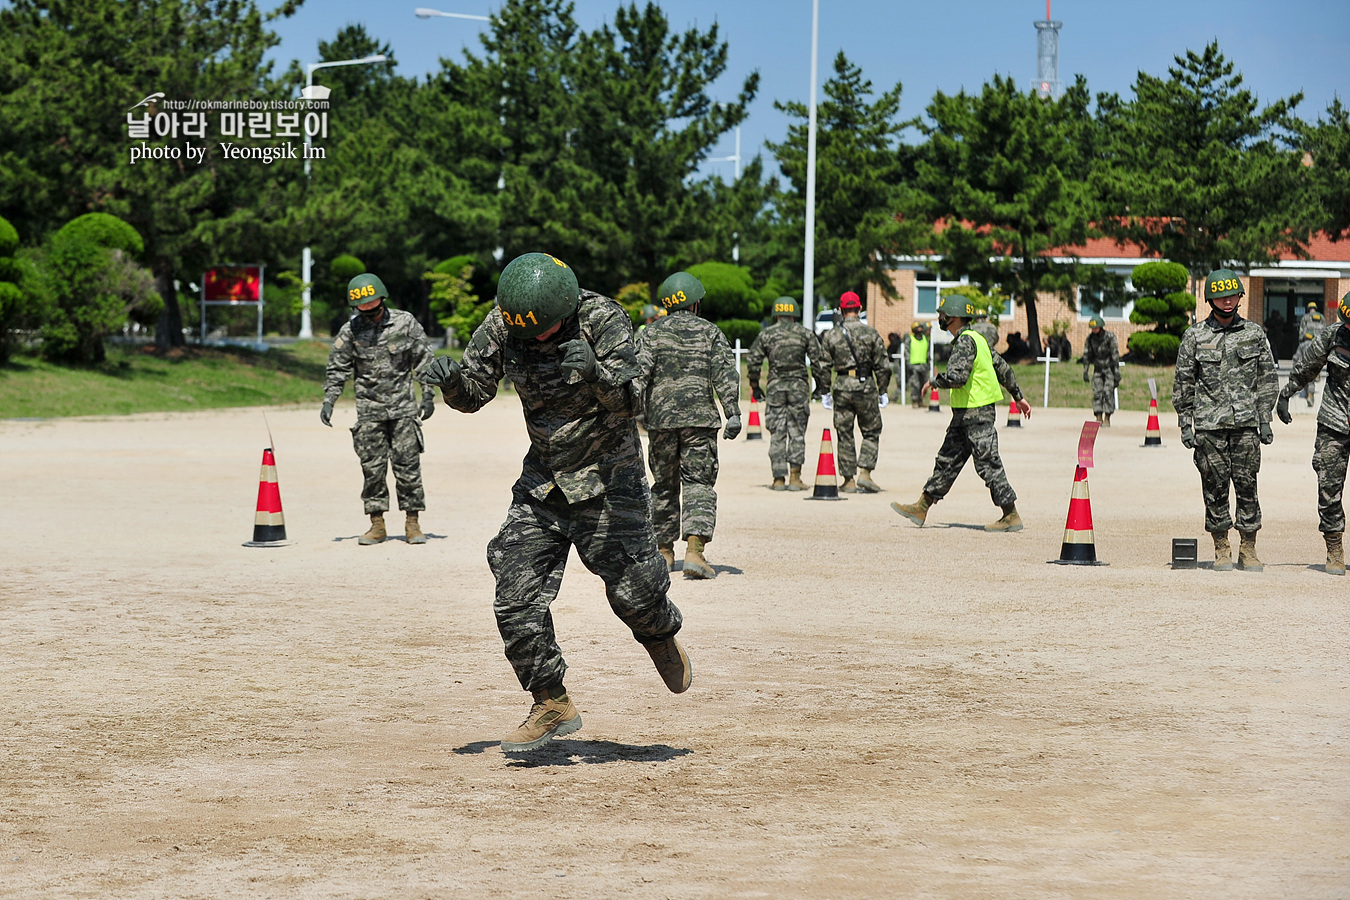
left=419, top=252, right=690, bottom=752
left=1173, top=269, right=1278, bottom=572
left=1082, top=315, right=1120, bottom=426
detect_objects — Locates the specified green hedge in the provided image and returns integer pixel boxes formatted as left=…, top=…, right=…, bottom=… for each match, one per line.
left=1127, top=331, right=1181, bottom=363
left=717, top=318, right=761, bottom=349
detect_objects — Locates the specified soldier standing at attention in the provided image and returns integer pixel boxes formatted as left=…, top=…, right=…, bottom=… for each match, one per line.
left=635, top=272, right=742, bottom=579
left=820, top=291, right=890, bottom=493
left=418, top=252, right=690, bottom=752
left=1173, top=269, right=1278, bottom=572
left=745, top=296, right=829, bottom=491
left=1275, top=291, right=1350, bottom=575
left=891, top=293, right=1031, bottom=531
left=1082, top=315, right=1121, bottom=426
left=322, top=273, right=436, bottom=545
left=903, top=321, right=931, bottom=408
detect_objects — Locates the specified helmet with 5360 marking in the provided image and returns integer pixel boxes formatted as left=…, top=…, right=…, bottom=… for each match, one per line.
left=496, top=252, right=580, bottom=339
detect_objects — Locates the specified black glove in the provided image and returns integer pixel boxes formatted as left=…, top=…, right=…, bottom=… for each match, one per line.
left=1259, top=421, right=1273, bottom=445
left=1082, top=369, right=1090, bottom=383
left=559, top=338, right=597, bottom=382
left=420, top=355, right=462, bottom=387
left=722, top=415, right=742, bottom=440
left=420, top=393, right=436, bottom=420
left=1181, top=422, right=1195, bottom=449
left=320, top=398, right=334, bottom=427
left=812, top=376, right=828, bottom=398
left=1276, top=394, right=1292, bottom=425
left=750, top=384, right=765, bottom=403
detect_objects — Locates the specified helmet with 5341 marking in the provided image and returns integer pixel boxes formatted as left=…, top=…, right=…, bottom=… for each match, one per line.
left=496, top=252, right=580, bottom=339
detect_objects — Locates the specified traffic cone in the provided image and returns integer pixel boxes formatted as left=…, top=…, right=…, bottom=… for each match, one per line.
left=1142, top=398, right=1162, bottom=447
left=745, top=395, right=763, bottom=440
left=1049, top=465, right=1104, bottom=565
left=928, top=385, right=941, bottom=413
left=246, top=447, right=288, bottom=546
left=805, top=428, right=844, bottom=501
left=1005, top=398, right=1021, bottom=428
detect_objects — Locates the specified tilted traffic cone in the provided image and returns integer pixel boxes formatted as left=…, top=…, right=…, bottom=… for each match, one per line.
left=806, top=428, right=844, bottom=501
left=928, top=385, right=941, bottom=413
left=1049, top=465, right=1105, bottom=566
left=1005, top=397, right=1021, bottom=428
left=246, top=448, right=288, bottom=546
left=745, top=395, right=763, bottom=440
left=1142, top=398, right=1162, bottom=447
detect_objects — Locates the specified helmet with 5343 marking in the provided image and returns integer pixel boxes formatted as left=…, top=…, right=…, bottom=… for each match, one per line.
left=657, top=271, right=705, bottom=312
left=496, top=252, right=580, bottom=339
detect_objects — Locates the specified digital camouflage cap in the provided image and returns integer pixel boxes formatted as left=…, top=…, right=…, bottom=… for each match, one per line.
left=657, top=271, right=705, bottom=312
left=347, top=273, right=388, bottom=307
left=770, top=296, right=800, bottom=318
left=1203, top=268, right=1245, bottom=301
left=496, top=252, right=580, bottom=339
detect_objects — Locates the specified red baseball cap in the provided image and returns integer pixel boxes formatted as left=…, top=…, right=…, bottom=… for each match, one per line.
left=839, top=291, right=862, bottom=311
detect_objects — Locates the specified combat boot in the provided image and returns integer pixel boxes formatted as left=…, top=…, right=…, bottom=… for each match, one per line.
left=1103, top=413, right=1111, bottom=428
left=1236, top=531, right=1263, bottom=572
left=890, top=492, right=933, bottom=526
left=644, top=636, right=692, bottom=693
left=358, top=513, right=386, bottom=545
left=405, top=512, right=427, bottom=544
left=1212, top=531, right=1233, bottom=571
left=787, top=467, right=807, bottom=491
left=1325, top=532, right=1345, bottom=575
left=840, top=477, right=858, bottom=493
left=772, top=476, right=786, bottom=491
left=682, top=535, right=716, bottom=580
left=986, top=503, right=1024, bottom=532
left=500, top=686, right=582, bottom=752
left=856, top=469, right=882, bottom=493
left=657, top=543, right=676, bottom=571
left=1094, top=413, right=1102, bottom=424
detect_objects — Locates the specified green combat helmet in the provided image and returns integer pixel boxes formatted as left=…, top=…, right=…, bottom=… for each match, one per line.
left=770, top=296, right=800, bottom=319
left=936, top=293, right=976, bottom=319
left=1203, top=268, right=1244, bottom=301
left=1088, top=315, right=1105, bottom=328
left=347, top=273, right=388, bottom=307
left=496, top=252, right=580, bottom=339
left=657, top=271, right=705, bottom=313
left=641, top=304, right=658, bottom=321
left=1340, top=291, right=1350, bottom=324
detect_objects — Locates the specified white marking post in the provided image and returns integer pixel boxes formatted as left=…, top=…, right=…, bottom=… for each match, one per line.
left=1037, top=349, right=1059, bottom=408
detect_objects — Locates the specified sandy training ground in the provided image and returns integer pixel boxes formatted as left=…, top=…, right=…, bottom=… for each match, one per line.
left=2, top=397, right=1347, bottom=898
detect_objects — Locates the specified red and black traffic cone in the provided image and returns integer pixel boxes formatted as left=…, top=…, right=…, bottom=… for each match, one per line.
left=805, top=428, right=844, bottom=501
left=1005, top=397, right=1021, bottom=428
left=928, top=385, right=941, bottom=413
left=1049, top=465, right=1104, bottom=565
left=1142, top=398, right=1162, bottom=447
left=745, top=395, right=763, bottom=440
left=246, top=448, right=288, bottom=546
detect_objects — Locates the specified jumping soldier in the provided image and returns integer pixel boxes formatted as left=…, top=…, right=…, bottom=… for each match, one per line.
left=322, top=273, right=435, bottom=545
left=819, top=291, right=890, bottom=493
left=745, top=296, right=829, bottom=491
left=1082, top=315, right=1121, bottom=426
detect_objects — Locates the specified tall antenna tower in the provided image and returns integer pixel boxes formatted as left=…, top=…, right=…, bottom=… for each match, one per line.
left=1032, top=1, right=1063, bottom=99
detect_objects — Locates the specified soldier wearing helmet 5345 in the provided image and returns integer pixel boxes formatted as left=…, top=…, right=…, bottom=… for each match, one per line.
left=419, top=252, right=690, bottom=752
left=1173, top=268, right=1278, bottom=572
left=1082, top=315, right=1120, bottom=426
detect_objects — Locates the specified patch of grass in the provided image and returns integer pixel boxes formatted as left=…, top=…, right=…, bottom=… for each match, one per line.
left=999, top=359, right=1175, bottom=412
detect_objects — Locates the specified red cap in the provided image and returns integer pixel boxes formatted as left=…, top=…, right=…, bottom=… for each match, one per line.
left=839, top=291, right=862, bottom=311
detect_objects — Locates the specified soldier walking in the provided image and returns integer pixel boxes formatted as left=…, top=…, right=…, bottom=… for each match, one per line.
left=635, top=272, right=742, bottom=579
left=322, top=273, right=435, bottom=545
left=819, top=291, right=890, bottom=493
left=1299, top=301, right=1326, bottom=341
left=903, top=321, right=931, bottom=408
left=891, top=294, right=1030, bottom=531
left=745, top=296, right=829, bottom=491
left=1173, top=269, right=1278, bottom=571
left=1275, top=291, right=1350, bottom=575
left=419, top=252, right=690, bottom=752
left=1082, top=315, right=1120, bottom=426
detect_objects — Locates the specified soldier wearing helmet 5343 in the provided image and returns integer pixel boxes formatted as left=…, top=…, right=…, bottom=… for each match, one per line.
left=1082, top=315, right=1120, bottom=426
left=419, top=252, right=690, bottom=753
left=1173, top=269, right=1278, bottom=572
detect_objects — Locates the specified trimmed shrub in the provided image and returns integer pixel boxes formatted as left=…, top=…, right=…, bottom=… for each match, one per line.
left=717, top=318, right=761, bottom=349
left=1127, top=331, right=1181, bottom=363
left=686, top=262, right=764, bottom=321
left=1130, top=261, right=1188, bottom=297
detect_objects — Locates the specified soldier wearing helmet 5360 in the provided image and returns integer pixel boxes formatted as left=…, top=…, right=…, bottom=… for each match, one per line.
left=745, top=296, right=829, bottom=490
left=1173, top=268, right=1278, bottom=572
left=1082, top=315, right=1120, bottom=426
left=419, top=252, right=690, bottom=753
left=322, top=273, right=435, bottom=545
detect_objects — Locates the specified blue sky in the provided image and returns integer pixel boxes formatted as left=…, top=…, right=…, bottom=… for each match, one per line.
left=266, top=0, right=1349, bottom=178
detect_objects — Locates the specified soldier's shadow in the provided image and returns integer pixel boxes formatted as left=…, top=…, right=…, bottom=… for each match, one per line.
left=670, top=561, right=744, bottom=576
left=931, top=521, right=990, bottom=531
left=331, top=533, right=448, bottom=542
left=453, top=739, right=693, bottom=768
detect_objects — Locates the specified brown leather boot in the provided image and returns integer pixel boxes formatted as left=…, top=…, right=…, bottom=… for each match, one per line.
left=771, top=476, right=787, bottom=491
left=657, top=544, right=676, bottom=571
left=682, top=536, right=716, bottom=580
left=840, top=477, right=858, bottom=493
left=1325, top=532, right=1344, bottom=576
left=359, top=513, right=386, bottom=545
left=787, top=467, right=806, bottom=491
left=1094, top=413, right=1102, bottom=423
left=1103, top=413, right=1111, bottom=427
left=986, top=504, right=1024, bottom=532
left=1212, top=531, right=1233, bottom=571
left=1237, top=531, right=1263, bottom=572
left=856, top=469, right=882, bottom=493
left=500, top=686, right=582, bottom=752
left=405, top=512, right=427, bottom=544
left=644, top=636, right=692, bottom=693
left=891, top=493, right=933, bottom=526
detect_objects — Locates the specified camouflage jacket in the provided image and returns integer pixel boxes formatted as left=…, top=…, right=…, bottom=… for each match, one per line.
left=324, top=307, right=434, bottom=422
left=932, top=329, right=1024, bottom=403
left=1083, top=330, right=1120, bottom=381
left=972, top=320, right=999, bottom=352
left=1173, top=314, right=1277, bottom=431
left=745, top=320, right=828, bottom=395
left=634, top=310, right=740, bottom=429
left=820, top=317, right=891, bottom=395
left=1282, top=322, right=1350, bottom=435
left=1299, top=310, right=1326, bottom=339
left=442, top=290, right=642, bottom=504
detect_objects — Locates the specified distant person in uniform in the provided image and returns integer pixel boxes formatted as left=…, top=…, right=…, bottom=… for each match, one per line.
left=746, top=296, right=829, bottom=491
left=903, top=321, right=931, bottom=408
left=819, top=291, right=890, bottom=493
left=1082, top=315, right=1120, bottom=426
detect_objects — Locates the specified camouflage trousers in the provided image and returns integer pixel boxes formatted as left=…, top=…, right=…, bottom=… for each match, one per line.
left=833, top=385, right=883, bottom=479
left=486, top=458, right=682, bottom=692
left=1091, top=371, right=1118, bottom=415
left=351, top=417, right=424, bottom=515
left=908, top=364, right=930, bottom=406
left=923, top=406, right=1017, bottom=507
left=1193, top=427, right=1261, bottom=534
left=1312, top=425, right=1350, bottom=533
left=647, top=427, right=719, bottom=543
left=764, top=387, right=810, bottom=479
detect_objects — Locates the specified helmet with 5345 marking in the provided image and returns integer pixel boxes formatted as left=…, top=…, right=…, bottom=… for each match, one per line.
left=347, top=273, right=388, bottom=308
left=496, top=252, right=580, bottom=339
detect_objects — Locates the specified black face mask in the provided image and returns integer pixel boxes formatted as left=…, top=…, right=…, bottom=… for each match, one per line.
left=937, top=313, right=950, bottom=331
left=358, top=301, right=385, bottom=320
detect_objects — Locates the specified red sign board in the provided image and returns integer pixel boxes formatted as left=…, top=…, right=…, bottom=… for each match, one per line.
left=204, top=266, right=262, bottom=303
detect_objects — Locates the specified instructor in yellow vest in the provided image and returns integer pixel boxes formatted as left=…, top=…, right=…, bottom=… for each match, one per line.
left=891, top=294, right=1031, bottom=531
left=903, top=321, right=931, bottom=408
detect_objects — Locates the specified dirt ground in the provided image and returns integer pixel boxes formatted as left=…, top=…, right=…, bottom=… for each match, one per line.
left=2, top=396, right=1347, bottom=899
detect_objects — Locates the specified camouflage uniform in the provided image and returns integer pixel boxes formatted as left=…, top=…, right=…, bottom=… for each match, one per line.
left=972, top=319, right=999, bottom=353
left=820, top=317, right=891, bottom=479
left=923, top=330, right=1025, bottom=505
left=745, top=320, right=829, bottom=479
left=324, top=308, right=434, bottom=514
left=634, top=311, right=740, bottom=543
left=440, top=291, right=683, bottom=692
left=1281, top=322, right=1350, bottom=532
left=903, top=333, right=931, bottom=407
left=1299, top=308, right=1326, bottom=341
left=1173, top=313, right=1278, bottom=534
left=1083, top=329, right=1121, bottom=416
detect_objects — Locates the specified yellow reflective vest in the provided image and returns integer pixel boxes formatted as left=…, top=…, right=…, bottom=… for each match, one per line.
left=949, top=330, right=1003, bottom=409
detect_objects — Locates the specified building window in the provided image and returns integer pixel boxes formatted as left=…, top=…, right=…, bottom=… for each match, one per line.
left=1078, top=285, right=1132, bottom=321
left=913, top=272, right=977, bottom=318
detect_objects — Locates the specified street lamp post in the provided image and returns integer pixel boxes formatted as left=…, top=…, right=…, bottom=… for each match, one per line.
left=298, top=54, right=387, bottom=339
left=707, top=125, right=742, bottom=262
left=802, top=0, right=819, bottom=330
left=414, top=7, right=490, bottom=20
